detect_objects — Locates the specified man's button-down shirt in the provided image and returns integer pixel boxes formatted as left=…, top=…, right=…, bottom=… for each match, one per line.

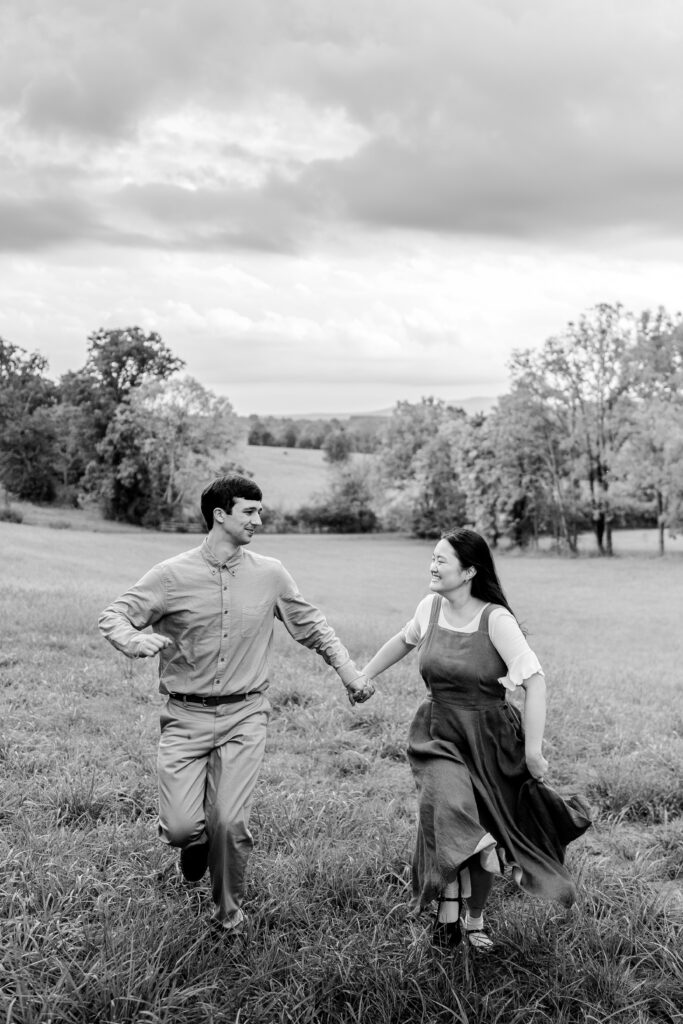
left=99, top=539, right=356, bottom=696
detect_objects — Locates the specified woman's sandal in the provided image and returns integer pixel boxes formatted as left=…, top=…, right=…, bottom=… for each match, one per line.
left=432, top=896, right=462, bottom=949
left=464, top=926, right=494, bottom=951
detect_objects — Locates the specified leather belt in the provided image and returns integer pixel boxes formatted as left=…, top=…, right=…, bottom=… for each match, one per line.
left=168, top=691, right=261, bottom=706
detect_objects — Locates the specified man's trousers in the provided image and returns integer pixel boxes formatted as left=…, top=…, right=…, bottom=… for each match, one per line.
left=156, top=692, right=270, bottom=924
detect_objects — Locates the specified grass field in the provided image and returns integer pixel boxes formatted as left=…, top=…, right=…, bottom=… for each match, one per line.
left=1, top=523, right=682, bottom=1023
left=232, top=445, right=373, bottom=512
left=234, top=445, right=330, bottom=511
left=234, top=444, right=378, bottom=513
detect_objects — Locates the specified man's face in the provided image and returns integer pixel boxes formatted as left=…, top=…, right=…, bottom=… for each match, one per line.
left=218, top=497, right=263, bottom=546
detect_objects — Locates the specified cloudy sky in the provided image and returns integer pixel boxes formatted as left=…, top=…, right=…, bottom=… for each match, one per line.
left=2, top=0, right=683, bottom=416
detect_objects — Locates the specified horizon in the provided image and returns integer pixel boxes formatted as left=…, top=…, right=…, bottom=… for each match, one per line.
left=235, top=394, right=499, bottom=420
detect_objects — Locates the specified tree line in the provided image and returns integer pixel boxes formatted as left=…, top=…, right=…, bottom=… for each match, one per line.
left=381, top=303, right=682, bottom=554
left=0, top=327, right=240, bottom=528
left=247, top=413, right=383, bottom=454
left=1, top=303, right=682, bottom=552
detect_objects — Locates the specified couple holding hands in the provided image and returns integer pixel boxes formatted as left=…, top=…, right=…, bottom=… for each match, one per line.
left=100, top=474, right=590, bottom=949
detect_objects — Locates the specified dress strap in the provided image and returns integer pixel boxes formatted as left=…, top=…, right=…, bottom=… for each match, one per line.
left=477, top=603, right=493, bottom=632
left=428, top=595, right=442, bottom=625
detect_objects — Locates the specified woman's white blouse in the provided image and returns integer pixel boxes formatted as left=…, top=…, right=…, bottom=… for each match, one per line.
left=400, top=595, right=544, bottom=691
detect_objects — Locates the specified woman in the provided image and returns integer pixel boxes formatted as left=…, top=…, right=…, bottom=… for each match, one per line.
left=361, top=528, right=590, bottom=950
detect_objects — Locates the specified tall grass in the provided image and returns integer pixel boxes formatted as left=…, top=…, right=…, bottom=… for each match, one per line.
left=1, top=524, right=681, bottom=1023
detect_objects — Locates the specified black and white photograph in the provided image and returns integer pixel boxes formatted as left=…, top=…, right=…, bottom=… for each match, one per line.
left=1, top=2, right=682, bottom=1022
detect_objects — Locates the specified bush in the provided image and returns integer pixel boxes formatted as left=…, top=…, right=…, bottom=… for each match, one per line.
left=259, top=507, right=303, bottom=534
left=0, top=506, right=23, bottom=524
left=289, top=464, right=380, bottom=533
left=297, top=503, right=378, bottom=533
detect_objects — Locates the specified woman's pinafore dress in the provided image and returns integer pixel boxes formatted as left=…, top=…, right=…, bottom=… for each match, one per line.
left=407, top=598, right=585, bottom=912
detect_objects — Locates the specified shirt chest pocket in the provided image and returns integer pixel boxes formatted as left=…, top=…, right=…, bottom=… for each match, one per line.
left=240, top=601, right=273, bottom=639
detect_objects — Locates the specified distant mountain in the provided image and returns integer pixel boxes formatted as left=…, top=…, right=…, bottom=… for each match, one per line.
left=299, top=396, right=500, bottom=420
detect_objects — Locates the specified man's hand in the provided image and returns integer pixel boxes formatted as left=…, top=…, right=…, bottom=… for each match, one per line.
left=344, top=675, right=375, bottom=706
left=135, top=633, right=173, bottom=658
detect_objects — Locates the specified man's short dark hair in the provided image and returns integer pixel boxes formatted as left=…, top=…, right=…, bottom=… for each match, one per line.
left=200, top=475, right=262, bottom=530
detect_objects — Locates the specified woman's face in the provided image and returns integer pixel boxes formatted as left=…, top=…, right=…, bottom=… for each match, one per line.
left=429, top=539, right=471, bottom=595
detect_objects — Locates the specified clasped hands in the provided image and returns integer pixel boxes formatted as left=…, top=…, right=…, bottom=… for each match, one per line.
left=344, top=674, right=375, bottom=706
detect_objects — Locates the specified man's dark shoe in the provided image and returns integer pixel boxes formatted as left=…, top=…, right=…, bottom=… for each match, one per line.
left=179, top=841, right=209, bottom=882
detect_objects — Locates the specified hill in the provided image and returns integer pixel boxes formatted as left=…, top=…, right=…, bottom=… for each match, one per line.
left=236, top=444, right=338, bottom=511
left=294, top=396, right=499, bottom=419
left=236, top=444, right=378, bottom=512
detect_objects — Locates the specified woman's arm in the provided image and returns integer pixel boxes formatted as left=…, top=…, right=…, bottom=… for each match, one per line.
left=363, top=633, right=414, bottom=681
left=522, top=673, right=549, bottom=780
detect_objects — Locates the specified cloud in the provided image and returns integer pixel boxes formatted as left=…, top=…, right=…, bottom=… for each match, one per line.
left=2, top=0, right=683, bottom=422
left=0, top=196, right=100, bottom=251
left=1, top=0, right=683, bottom=254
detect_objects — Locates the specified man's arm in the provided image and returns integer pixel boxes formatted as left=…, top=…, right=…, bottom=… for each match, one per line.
left=99, top=565, right=171, bottom=659
left=275, top=569, right=370, bottom=700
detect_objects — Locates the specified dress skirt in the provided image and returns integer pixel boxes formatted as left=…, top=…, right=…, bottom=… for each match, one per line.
left=407, top=695, right=586, bottom=910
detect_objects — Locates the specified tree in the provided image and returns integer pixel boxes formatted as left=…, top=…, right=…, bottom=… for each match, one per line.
left=323, top=428, right=353, bottom=465
left=41, top=403, right=94, bottom=500
left=0, top=407, right=60, bottom=502
left=297, top=461, right=378, bottom=533
left=83, top=326, right=184, bottom=406
left=409, top=417, right=469, bottom=538
left=58, top=326, right=186, bottom=463
left=378, top=398, right=472, bottom=536
left=91, top=376, right=243, bottom=526
left=615, top=310, right=683, bottom=553
left=488, top=390, right=587, bottom=552
left=628, top=307, right=683, bottom=401
left=510, top=304, right=635, bottom=555
left=0, top=338, right=58, bottom=500
left=380, top=397, right=456, bottom=482
left=61, top=327, right=187, bottom=512
left=614, top=399, right=683, bottom=553
left=457, top=413, right=502, bottom=546
left=296, top=419, right=335, bottom=450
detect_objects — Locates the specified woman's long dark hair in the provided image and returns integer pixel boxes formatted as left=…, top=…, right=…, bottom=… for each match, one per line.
left=442, top=528, right=518, bottom=620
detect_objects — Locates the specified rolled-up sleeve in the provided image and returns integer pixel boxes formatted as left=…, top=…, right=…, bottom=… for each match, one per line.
left=99, top=565, right=168, bottom=658
left=274, top=568, right=355, bottom=679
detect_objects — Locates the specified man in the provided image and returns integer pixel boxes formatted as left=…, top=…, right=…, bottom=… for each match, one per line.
left=99, top=474, right=371, bottom=935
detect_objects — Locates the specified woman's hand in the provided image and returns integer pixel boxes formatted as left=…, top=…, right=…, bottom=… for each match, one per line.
left=525, top=749, right=549, bottom=782
left=345, top=675, right=375, bottom=706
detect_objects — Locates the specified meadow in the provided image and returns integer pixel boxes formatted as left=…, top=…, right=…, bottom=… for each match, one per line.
left=1, top=522, right=682, bottom=1024
left=231, top=445, right=332, bottom=511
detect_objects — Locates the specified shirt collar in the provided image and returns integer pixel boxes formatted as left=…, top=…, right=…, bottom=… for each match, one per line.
left=200, top=537, right=245, bottom=572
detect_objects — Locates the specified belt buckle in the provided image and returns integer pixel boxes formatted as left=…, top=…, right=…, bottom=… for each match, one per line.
left=201, top=695, right=209, bottom=707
